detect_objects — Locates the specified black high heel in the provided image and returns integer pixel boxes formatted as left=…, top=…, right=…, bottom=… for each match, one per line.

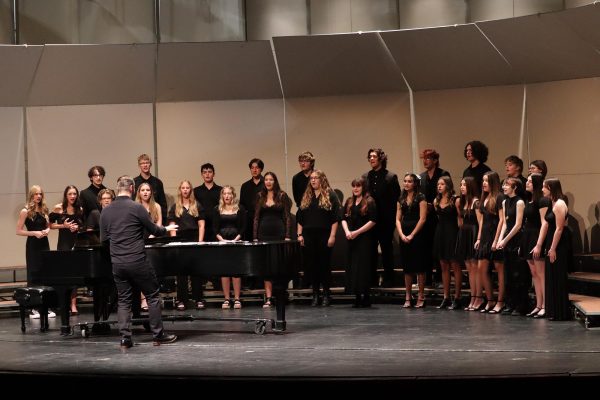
left=533, top=308, right=546, bottom=318
left=480, top=300, right=495, bottom=313
left=415, top=297, right=426, bottom=308
left=526, top=307, right=541, bottom=317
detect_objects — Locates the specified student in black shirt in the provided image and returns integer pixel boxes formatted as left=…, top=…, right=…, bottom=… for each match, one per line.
left=100, top=176, right=177, bottom=348
left=134, top=154, right=168, bottom=224
left=463, top=141, right=491, bottom=195
left=240, top=158, right=264, bottom=241
left=292, top=151, right=314, bottom=208
left=193, top=163, right=222, bottom=242
left=363, top=148, right=400, bottom=287
left=80, top=165, right=106, bottom=223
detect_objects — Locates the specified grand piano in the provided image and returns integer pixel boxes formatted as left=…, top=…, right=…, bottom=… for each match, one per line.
left=37, top=236, right=300, bottom=335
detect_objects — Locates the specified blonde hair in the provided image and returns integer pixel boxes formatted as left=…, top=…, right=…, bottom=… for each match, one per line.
left=300, top=170, right=333, bottom=210
left=175, top=180, right=199, bottom=218
left=26, top=185, right=49, bottom=221
left=218, top=185, right=240, bottom=213
left=135, top=182, right=160, bottom=223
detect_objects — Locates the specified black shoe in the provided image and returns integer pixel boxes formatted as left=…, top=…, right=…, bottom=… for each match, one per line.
left=448, top=298, right=461, bottom=310
left=322, top=296, right=331, bottom=307
left=501, top=307, right=514, bottom=315
left=153, top=333, right=177, bottom=346
left=120, top=337, right=133, bottom=349
left=311, top=295, right=319, bottom=307
left=511, top=309, right=524, bottom=316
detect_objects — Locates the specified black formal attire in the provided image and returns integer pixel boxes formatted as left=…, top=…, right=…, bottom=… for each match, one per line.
left=24, top=212, right=50, bottom=284
left=398, top=193, right=427, bottom=273
left=501, top=195, right=529, bottom=314
left=50, top=211, right=84, bottom=251
left=433, top=199, right=459, bottom=262
left=134, top=174, right=168, bottom=223
left=463, top=163, right=491, bottom=195
left=363, top=168, right=401, bottom=286
left=520, top=197, right=551, bottom=260
left=85, top=209, right=101, bottom=231
left=80, top=184, right=105, bottom=223
left=167, top=203, right=206, bottom=303
left=344, top=198, right=377, bottom=300
left=213, top=206, right=247, bottom=241
left=420, top=168, right=451, bottom=284
left=99, top=195, right=168, bottom=341
left=501, top=175, right=528, bottom=202
left=296, top=191, right=341, bottom=295
left=292, top=171, right=310, bottom=208
left=475, top=194, right=503, bottom=262
left=253, top=193, right=292, bottom=241
left=194, top=183, right=222, bottom=242
left=544, top=207, right=572, bottom=321
left=240, top=177, right=264, bottom=241
left=456, top=202, right=479, bottom=262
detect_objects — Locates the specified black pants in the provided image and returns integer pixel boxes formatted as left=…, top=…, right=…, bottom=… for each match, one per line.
left=304, top=228, right=333, bottom=292
left=113, top=260, right=163, bottom=339
left=504, top=250, right=531, bottom=312
left=176, top=275, right=204, bottom=303
left=371, top=223, right=396, bottom=285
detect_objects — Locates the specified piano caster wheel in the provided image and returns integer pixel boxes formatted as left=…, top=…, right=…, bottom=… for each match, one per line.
left=81, top=326, right=90, bottom=338
left=254, top=321, right=266, bottom=335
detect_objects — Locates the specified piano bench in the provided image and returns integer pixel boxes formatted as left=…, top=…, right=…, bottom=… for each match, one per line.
left=14, top=286, right=58, bottom=333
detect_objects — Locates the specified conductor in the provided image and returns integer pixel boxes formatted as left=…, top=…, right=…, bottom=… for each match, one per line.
left=100, top=175, right=178, bottom=348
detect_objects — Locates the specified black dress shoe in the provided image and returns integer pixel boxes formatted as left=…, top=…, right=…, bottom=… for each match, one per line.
left=501, top=307, right=514, bottom=315
left=448, top=299, right=461, bottom=310
left=437, top=298, right=451, bottom=309
left=153, top=333, right=177, bottom=346
left=120, top=337, right=133, bottom=349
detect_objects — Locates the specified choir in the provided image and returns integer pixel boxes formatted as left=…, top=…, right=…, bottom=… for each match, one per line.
left=16, top=146, right=573, bottom=321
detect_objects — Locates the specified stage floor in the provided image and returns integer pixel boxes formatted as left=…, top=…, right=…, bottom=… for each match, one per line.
left=0, top=302, right=599, bottom=388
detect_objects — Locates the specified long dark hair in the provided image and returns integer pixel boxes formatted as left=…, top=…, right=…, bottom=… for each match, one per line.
left=344, top=178, right=372, bottom=217
left=528, top=173, right=544, bottom=204
left=61, top=185, right=83, bottom=219
left=459, top=176, right=478, bottom=214
left=482, top=171, right=500, bottom=214
left=399, top=173, right=421, bottom=205
left=543, top=178, right=566, bottom=203
left=434, top=176, right=455, bottom=205
left=257, top=172, right=288, bottom=208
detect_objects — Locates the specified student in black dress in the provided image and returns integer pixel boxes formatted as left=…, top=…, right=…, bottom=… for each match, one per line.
left=213, top=185, right=247, bottom=309
left=433, top=176, right=462, bottom=310
left=528, top=160, right=548, bottom=179
left=364, top=148, right=401, bottom=287
left=136, top=182, right=163, bottom=311
left=463, top=141, right=491, bottom=195
left=503, top=155, right=527, bottom=200
left=253, top=172, right=292, bottom=308
left=134, top=154, right=168, bottom=223
left=496, top=177, right=525, bottom=315
left=297, top=170, right=340, bottom=307
left=396, top=173, right=427, bottom=308
left=419, top=149, right=451, bottom=288
left=292, top=151, right=315, bottom=208
left=521, top=173, right=550, bottom=318
left=80, top=165, right=106, bottom=223
left=342, top=178, right=377, bottom=308
left=50, top=185, right=84, bottom=315
left=456, top=177, right=482, bottom=311
left=240, top=158, right=265, bottom=241
left=168, top=180, right=206, bottom=311
left=16, top=185, right=54, bottom=319
left=474, top=171, right=503, bottom=313
left=542, top=178, right=572, bottom=321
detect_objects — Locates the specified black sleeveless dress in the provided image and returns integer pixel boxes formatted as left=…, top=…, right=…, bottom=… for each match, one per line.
left=345, top=200, right=377, bottom=293
left=520, top=197, right=551, bottom=260
left=456, top=201, right=479, bottom=262
left=399, top=193, right=427, bottom=273
left=24, top=212, right=50, bottom=284
left=475, top=194, right=503, bottom=262
left=544, top=208, right=572, bottom=321
left=433, top=199, right=459, bottom=262
left=501, top=196, right=522, bottom=254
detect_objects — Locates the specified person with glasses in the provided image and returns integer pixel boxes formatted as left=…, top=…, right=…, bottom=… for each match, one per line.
left=296, top=170, right=340, bottom=307
left=81, top=165, right=106, bottom=223
left=463, top=141, right=491, bottom=195
left=292, top=151, right=315, bottom=208
left=363, top=148, right=400, bottom=288
left=134, top=154, right=168, bottom=224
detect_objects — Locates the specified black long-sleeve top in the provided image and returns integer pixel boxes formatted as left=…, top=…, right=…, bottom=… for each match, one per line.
left=419, top=168, right=451, bottom=204
left=134, top=174, right=168, bottom=223
left=100, top=196, right=166, bottom=264
left=167, top=202, right=205, bottom=242
left=296, top=191, right=341, bottom=230
left=292, top=171, right=310, bottom=208
left=194, top=183, right=222, bottom=241
left=463, top=163, right=491, bottom=195
left=240, top=177, right=264, bottom=215
left=80, top=183, right=105, bottom=221
left=363, top=168, right=400, bottom=228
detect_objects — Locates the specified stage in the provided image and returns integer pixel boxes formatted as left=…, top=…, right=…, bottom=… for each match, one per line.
left=0, top=301, right=598, bottom=389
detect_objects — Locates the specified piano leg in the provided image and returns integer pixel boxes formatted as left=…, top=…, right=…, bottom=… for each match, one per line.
left=272, top=280, right=287, bottom=332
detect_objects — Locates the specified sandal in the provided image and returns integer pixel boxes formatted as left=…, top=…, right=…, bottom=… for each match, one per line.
left=262, top=297, right=273, bottom=308
left=222, top=300, right=231, bottom=309
left=233, top=299, right=242, bottom=309
left=176, top=301, right=186, bottom=311
left=196, top=300, right=206, bottom=310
